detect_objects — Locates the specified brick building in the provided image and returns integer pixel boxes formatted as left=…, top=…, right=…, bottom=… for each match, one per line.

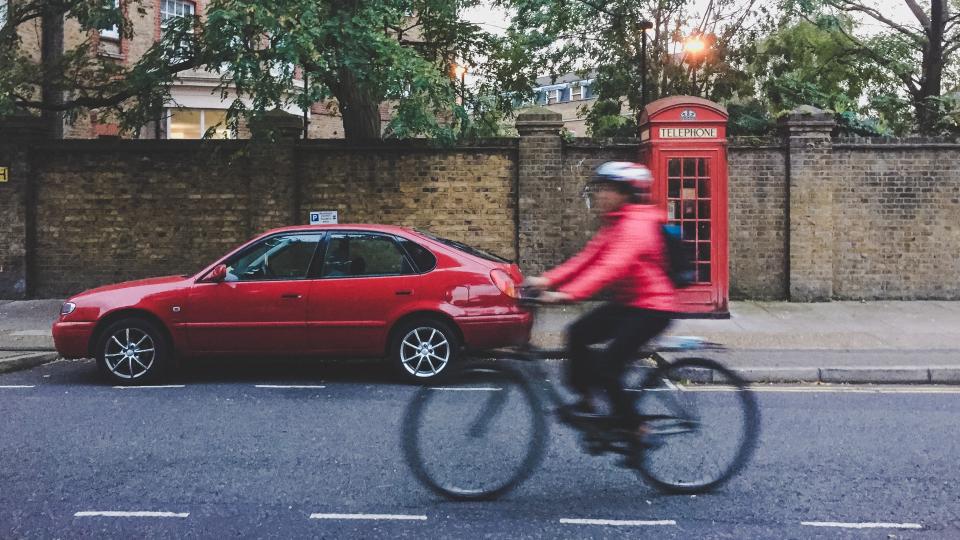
left=3, top=0, right=373, bottom=139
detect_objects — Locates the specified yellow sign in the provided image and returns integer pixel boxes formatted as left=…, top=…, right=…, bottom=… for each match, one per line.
left=0, top=167, right=8, bottom=183
left=659, top=127, right=717, bottom=139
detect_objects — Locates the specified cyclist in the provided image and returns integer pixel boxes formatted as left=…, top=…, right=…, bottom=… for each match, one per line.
left=524, top=161, right=677, bottom=440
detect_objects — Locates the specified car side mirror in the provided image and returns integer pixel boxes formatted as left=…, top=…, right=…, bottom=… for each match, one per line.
left=206, top=264, right=227, bottom=283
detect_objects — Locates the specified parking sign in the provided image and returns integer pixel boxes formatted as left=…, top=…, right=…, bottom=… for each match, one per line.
left=309, top=211, right=338, bottom=225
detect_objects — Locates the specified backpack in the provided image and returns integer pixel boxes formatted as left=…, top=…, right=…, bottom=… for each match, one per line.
left=661, top=223, right=696, bottom=288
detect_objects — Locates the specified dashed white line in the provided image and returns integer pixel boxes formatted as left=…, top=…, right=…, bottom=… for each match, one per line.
left=112, top=385, right=185, bottom=389
left=255, top=385, right=327, bottom=389
left=74, top=511, right=189, bottom=518
left=801, top=521, right=922, bottom=529
left=560, top=518, right=676, bottom=526
left=309, top=513, right=427, bottom=521
left=0, top=385, right=35, bottom=389
left=429, top=387, right=502, bottom=391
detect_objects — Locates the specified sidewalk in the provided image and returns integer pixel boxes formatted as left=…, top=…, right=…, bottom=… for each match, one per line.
left=2, top=299, right=960, bottom=383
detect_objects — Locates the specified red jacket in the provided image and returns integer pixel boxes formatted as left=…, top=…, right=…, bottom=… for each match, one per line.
left=544, top=204, right=677, bottom=313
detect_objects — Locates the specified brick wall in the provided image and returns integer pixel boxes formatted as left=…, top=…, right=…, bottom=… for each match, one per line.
left=3, top=111, right=960, bottom=301
left=831, top=139, right=960, bottom=299
left=23, top=137, right=517, bottom=297
left=728, top=142, right=788, bottom=299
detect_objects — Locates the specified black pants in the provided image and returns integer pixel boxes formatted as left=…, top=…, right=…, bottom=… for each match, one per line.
left=566, top=303, right=672, bottom=425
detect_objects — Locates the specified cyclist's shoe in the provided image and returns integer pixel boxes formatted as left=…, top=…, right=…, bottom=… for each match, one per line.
left=556, top=399, right=599, bottom=424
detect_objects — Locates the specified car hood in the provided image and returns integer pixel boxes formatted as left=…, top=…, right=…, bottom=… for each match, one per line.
left=72, top=275, right=189, bottom=299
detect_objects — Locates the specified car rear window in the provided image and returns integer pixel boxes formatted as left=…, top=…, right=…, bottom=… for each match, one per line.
left=415, top=230, right=512, bottom=264
left=396, top=238, right=437, bottom=273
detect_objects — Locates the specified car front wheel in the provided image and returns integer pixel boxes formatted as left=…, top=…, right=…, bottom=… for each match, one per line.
left=391, top=318, right=460, bottom=383
left=95, top=318, right=170, bottom=385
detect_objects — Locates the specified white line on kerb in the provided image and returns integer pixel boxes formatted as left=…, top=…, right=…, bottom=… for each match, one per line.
left=74, top=511, right=189, bottom=518
left=560, top=518, right=676, bottom=526
left=0, top=385, right=35, bottom=389
left=429, top=387, right=503, bottom=391
left=255, top=385, right=327, bottom=389
left=801, top=521, right=922, bottom=529
left=309, top=513, right=427, bottom=521
left=112, top=385, right=185, bottom=389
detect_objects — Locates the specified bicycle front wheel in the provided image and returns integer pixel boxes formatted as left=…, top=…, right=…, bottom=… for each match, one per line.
left=401, top=362, right=547, bottom=501
left=633, top=357, right=760, bottom=494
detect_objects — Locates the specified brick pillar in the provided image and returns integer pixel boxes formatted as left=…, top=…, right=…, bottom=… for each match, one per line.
left=246, top=110, right=303, bottom=232
left=516, top=108, right=564, bottom=276
left=0, top=115, right=46, bottom=298
left=781, top=106, right=836, bottom=302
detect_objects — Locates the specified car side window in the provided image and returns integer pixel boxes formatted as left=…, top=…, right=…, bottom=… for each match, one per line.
left=321, top=233, right=414, bottom=278
left=225, top=234, right=321, bottom=281
left=397, top=238, right=437, bottom=273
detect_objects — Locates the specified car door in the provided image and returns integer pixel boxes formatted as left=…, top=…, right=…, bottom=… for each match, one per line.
left=185, top=232, right=323, bottom=354
left=306, top=231, right=420, bottom=355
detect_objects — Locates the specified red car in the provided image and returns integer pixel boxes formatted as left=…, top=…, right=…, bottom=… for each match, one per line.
left=53, top=225, right=532, bottom=384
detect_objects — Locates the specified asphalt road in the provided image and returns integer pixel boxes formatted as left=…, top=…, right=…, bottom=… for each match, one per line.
left=2, top=357, right=959, bottom=539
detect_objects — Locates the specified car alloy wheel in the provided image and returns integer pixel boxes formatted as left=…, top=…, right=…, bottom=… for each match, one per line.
left=103, top=327, right=156, bottom=380
left=400, top=326, right=452, bottom=378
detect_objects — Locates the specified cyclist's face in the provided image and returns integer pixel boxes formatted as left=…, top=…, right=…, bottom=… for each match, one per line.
left=594, top=184, right=629, bottom=213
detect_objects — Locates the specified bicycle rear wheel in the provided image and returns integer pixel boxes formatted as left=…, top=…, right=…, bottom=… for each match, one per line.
left=401, top=362, right=547, bottom=501
left=633, top=357, right=760, bottom=494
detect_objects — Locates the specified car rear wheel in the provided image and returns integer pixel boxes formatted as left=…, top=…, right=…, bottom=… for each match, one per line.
left=95, top=318, right=170, bottom=385
left=391, top=318, right=461, bottom=383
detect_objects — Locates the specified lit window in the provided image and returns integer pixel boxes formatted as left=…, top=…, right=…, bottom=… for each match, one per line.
left=167, top=109, right=234, bottom=139
left=99, top=0, right=121, bottom=41
left=0, top=0, right=7, bottom=29
left=161, top=0, right=194, bottom=30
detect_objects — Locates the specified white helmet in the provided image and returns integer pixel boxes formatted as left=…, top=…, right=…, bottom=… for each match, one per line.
left=591, top=161, right=653, bottom=194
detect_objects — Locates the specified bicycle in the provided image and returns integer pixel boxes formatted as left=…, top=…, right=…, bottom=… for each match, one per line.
left=401, top=291, right=760, bottom=501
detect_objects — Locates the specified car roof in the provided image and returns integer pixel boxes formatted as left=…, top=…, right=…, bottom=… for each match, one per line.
left=262, top=224, right=416, bottom=236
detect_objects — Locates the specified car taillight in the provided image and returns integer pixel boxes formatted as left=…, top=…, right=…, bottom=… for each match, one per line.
left=490, top=269, right=519, bottom=299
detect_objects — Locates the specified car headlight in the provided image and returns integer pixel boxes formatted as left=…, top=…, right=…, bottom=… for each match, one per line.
left=60, top=302, right=76, bottom=316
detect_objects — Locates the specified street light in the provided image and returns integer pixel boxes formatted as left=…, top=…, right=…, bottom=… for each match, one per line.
left=452, top=63, right=468, bottom=105
left=684, top=35, right=707, bottom=96
left=639, top=20, right=654, bottom=108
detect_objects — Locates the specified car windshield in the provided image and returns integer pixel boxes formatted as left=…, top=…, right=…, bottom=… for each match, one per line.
left=414, top=230, right=511, bottom=264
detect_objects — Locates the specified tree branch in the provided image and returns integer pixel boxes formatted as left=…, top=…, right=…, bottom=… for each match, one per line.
left=825, top=0, right=924, bottom=44
left=903, top=0, right=932, bottom=29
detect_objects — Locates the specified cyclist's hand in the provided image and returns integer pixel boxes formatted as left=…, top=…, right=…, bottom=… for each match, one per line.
left=539, top=291, right=573, bottom=304
left=522, top=276, right=550, bottom=290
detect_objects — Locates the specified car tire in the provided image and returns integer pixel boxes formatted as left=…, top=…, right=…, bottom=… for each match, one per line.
left=95, top=317, right=171, bottom=386
left=390, top=318, right=461, bottom=383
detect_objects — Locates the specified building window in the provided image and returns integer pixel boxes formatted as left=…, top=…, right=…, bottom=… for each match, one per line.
left=160, top=0, right=194, bottom=29
left=0, top=0, right=8, bottom=29
left=572, top=85, right=583, bottom=101
left=546, top=89, right=560, bottom=105
left=167, top=109, right=233, bottom=139
left=99, top=0, right=121, bottom=41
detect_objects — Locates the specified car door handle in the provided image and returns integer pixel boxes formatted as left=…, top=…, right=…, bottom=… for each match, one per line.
left=395, top=290, right=413, bottom=296
left=281, top=293, right=303, bottom=299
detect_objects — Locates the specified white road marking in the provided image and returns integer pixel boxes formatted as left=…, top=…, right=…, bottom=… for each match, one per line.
left=74, top=511, right=189, bottom=518
left=309, top=513, right=427, bottom=521
left=801, top=521, right=922, bottom=529
left=112, top=385, right=185, bottom=389
left=560, top=518, right=676, bottom=526
left=255, top=385, right=327, bottom=389
left=0, top=385, right=35, bottom=389
left=429, top=387, right=503, bottom=391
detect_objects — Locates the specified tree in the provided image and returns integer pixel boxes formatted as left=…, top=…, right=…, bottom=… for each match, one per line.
left=497, top=0, right=767, bottom=120
left=792, top=0, right=960, bottom=133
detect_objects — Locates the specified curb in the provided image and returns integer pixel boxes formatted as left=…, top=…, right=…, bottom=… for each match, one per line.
left=0, top=352, right=60, bottom=375
left=715, top=366, right=960, bottom=385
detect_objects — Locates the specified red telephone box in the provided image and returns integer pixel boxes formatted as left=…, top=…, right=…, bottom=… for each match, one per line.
left=638, top=96, right=729, bottom=316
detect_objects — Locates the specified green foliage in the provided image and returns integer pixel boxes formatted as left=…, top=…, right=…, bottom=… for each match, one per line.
left=726, top=100, right=775, bottom=136
left=584, top=99, right=637, bottom=137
